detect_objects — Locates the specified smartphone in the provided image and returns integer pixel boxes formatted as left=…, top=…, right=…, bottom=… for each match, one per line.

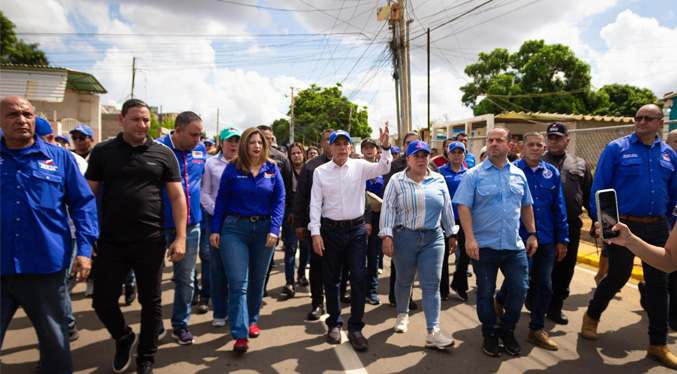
left=596, top=189, right=620, bottom=240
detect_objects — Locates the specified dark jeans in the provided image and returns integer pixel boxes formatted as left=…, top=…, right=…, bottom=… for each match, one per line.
left=308, top=230, right=325, bottom=308
left=587, top=218, right=670, bottom=346
left=196, top=225, right=211, bottom=300
left=450, top=223, right=469, bottom=292
left=1, top=268, right=72, bottom=373
left=549, top=218, right=582, bottom=314
left=321, top=222, right=368, bottom=332
left=298, top=235, right=310, bottom=279
left=93, top=238, right=166, bottom=364
left=441, top=236, right=450, bottom=298
left=283, top=218, right=299, bottom=282
left=366, top=216, right=381, bottom=300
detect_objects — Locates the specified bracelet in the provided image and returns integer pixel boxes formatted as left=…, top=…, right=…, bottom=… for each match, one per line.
left=528, top=232, right=537, bottom=236
left=382, top=145, right=392, bottom=151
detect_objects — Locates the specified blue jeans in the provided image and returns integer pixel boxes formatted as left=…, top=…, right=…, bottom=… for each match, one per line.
left=321, top=221, right=368, bottom=332
left=220, top=215, right=274, bottom=340
left=367, top=216, right=382, bottom=300
left=165, top=223, right=200, bottom=329
left=196, top=225, right=211, bottom=300
left=206, top=213, right=228, bottom=319
left=472, top=248, right=528, bottom=336
left=65, top=240, right=78, bottom=328
left=497, top=242, right=555, bottom=331
left=1, top=268, right=72, bottom=373
left=588, top=218, right=670, bottom=346
left=392, top=228, right=445, bottom=331
left=282, top=217, right=299, bottom=282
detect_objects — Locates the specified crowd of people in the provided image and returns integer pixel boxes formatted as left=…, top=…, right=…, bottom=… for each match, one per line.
left=2, top=95, right=677, bottom=373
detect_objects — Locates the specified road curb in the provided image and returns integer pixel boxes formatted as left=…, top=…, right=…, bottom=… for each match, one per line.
left=577, top=241, right=644, bottom=281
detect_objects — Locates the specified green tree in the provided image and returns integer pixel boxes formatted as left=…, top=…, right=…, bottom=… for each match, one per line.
left=273, top=83, right=371, bottom=146
left=593, top=84, right=658, bottom=117
left=150, top=114, right=175, bottom=139
left=0, top=11, right=49, bottom=66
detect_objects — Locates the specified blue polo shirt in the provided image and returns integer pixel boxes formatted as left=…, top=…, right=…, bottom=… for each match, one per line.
left=513, top=159, right=569, bottom=245
left=453, top=157, right=533, bottom=250
left=211, top=161, right=285, bottom=236
left=464, top=153, right=477, bottom=168
left=438, top=163, right=468, bottom=219
left=157, top=134, right=207, bottom=228
left=1, top=137, right=98, bottom=274
left=591, top=132, right=677, bottom=219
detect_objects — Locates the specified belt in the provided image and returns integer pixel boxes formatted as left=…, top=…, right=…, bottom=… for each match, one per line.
left=321, top=217, right=364, bottom=228
left=619, top=215, right=662, bottom=223
left=228, top=214, right=270, bottom=222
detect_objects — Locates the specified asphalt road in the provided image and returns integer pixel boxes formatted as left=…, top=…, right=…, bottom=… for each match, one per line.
left=1, top=245, right=673, bottom=373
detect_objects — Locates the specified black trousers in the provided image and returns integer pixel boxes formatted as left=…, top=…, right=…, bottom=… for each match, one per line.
left=549, top=218, right=583, bottom=314
left=93, top=237, right=165, bottom=364
left=450, top=223, right=469, bottom=292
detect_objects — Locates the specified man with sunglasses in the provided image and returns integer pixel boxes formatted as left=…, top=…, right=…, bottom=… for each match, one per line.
left=70, top=124, right=95, bottom=160
left=581, top=104, right=677, bottom=370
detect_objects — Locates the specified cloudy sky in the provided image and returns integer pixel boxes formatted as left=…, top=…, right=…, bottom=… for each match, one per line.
left=3, top=0, right=676, bottom=139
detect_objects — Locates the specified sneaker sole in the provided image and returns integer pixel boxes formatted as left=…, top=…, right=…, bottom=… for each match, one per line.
left=526, top=338, right=559, bottom=351
left=113, top=333, right=138, bottom=373
left=393, top=326, right=407, bottom=333
left=171, top=333, right=194, bottom=345
left=483, top=347, right=501, bottom=357
left=425, top=340, right=455, bottom=349
left=212, top=321, right=227, bottom=327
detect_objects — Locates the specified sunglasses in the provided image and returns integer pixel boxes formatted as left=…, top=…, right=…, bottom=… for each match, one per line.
left=634, top=116, right=661, bottom=123
left=72, top=135, right=90, bottom=141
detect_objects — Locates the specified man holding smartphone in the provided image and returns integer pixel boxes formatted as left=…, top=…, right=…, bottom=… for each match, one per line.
left=582, top=104, right=677, bottom=370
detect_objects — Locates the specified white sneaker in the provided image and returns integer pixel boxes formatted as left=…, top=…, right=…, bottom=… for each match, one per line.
left=425, top=327, right=455, bottom=348
left=212, top=318, right=227, bottom=327
left=394, top=313, right=409, bottom=333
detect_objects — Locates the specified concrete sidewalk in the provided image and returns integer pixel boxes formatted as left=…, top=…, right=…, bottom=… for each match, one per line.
left=577, top=240, right=644, bottom=281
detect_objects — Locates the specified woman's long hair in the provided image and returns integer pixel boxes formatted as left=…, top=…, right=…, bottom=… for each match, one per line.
left=233, top=127, right=272, bottom=174
left=287, top=142, right=307, bottom=165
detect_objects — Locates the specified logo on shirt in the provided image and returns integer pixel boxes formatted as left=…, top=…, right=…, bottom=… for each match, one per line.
left=264, top=172, right=275, bottom=178
left=663, top=153, right=671, bottom=162
left=192, top=151, right=204, bottom=158
left=542, top=169, right=553, bottom=179
left=147, top=162, right=157, bottom=166
left=622, top=153, right=638, bottom=159
left=39, top=159, right=58, bottom=172
left=237, top=175, right=248, bottom=179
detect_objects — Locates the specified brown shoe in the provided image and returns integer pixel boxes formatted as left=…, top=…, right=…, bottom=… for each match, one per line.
left=647, top=345, right=677, bottom=369
left=581, top=312, right=599, bottom=340
left=327, top=327, right=341, bottom=344
left=527, top=329, right=558, bottom=351
left=494, top=299, right=504, bottom=324
left=347, top=331, right=368, bottom=351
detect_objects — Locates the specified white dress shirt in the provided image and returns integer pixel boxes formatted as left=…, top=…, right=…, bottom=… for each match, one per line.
left=308, top=149, right=392, bottom=236
left=201, top=152, right=229, bottom=215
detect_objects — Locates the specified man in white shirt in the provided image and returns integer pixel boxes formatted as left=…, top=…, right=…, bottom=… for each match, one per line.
left=309, top=125, right=392, bottom=351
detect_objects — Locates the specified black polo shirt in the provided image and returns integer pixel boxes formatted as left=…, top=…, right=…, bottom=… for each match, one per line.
left=85, top=133, right=181, bottom=244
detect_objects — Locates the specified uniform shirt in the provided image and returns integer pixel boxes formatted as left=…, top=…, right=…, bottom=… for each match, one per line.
left=201, top=151, right=229, bottom=215
left=464, top=152, right=477, bottom=168
left=453, top=157, right=533, bottom=251
left=309, top=150, right=392, bottom=237
left=379, top=170, right=455, bottom=238
left=85, top=133, right=181, bottom=244
left=156, top=134, right=206, bottom=227
left=1, top=137, right=98, bottom=274
left=293, top=154, right=331, bottom=230
left=211, top=161, right=285, bottom=236
left=590, top=132, right=677, bottom=219
left=438, top=163, right=468, bottom=219
left=542, top=151, right=593, bottom=222
left=383, top=155, right=439, bottom=189
left=513, top=158, right=569, bottom=245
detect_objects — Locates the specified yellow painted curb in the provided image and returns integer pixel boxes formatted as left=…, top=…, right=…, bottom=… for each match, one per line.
left=577, top=241, right=644, bottom=281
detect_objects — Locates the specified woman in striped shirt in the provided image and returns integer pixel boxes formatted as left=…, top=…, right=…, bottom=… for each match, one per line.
left=379, top=140, right=457, bottom=349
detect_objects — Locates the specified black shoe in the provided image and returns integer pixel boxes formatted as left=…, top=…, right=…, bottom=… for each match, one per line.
left=113, top=330, right=138, bottom=373
left=409, top=300, right=418, bottom=311
left=453, top=288, right=468, bottom=302
left=638, top=281, right=647, bottom=311
left=327, top=327, right=341, bottom=344
left=341, top=292, right=351, bottom=303
left=388, top=295, right=396, bottom=306
left=347, top=331, right=368, bottom=351
left=191, top=292, right=199, bottom=306
left=124, top=284, right=137, bottom=306
left=282, top=282, right=295, bottom=298
left=308, top=305, right=324, bottom=321
left=524, top=290, right=532, bottom=312
left=546, top=311, right=569, bottom=325
left=271, top=260, right=277, bottom=268
left=197, top=298, right=209, bottom=314
left=499, top=329, right=521, bottom=356
left=298, top=275, right=309, bottom=287
left=137, top=360, right=153, bottom=374
left=366, top=296, right=381, bottom=305
left=69, top=324, right=80, bottom=342
left=483, top=333, right=501, bottom=357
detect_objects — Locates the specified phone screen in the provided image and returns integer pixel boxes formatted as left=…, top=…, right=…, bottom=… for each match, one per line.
left=598, top=190, right=620, bottom=239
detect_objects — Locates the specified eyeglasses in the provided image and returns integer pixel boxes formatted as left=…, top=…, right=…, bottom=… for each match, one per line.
left=634, top=116, right=661, bottom=123
left=72, top=135, right=90, bottom=141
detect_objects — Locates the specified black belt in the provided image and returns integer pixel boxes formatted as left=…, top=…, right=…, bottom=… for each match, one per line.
left=228, top=214, right=270, bottom=222
left=322, top=217, right=364, bottom=228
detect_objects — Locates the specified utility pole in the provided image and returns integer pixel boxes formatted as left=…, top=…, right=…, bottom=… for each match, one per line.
left=290, top=87, right=295, bottom=144
left=216, top=108, right=220, bottom=137
left=427, top=28, right=430, bottom=132
left=348, top=105, right=353, bottom=133
left=131, top=57, right=136, bottom=99
left=398, top=0, right=412, bottom=135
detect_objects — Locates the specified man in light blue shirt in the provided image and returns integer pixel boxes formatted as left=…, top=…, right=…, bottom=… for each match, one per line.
left=453, top=127, right=538, bottom=358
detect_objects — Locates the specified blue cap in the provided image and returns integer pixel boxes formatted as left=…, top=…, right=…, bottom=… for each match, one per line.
left=54, top=135, right=70, bottom=145
left=391, top=146, right=400, bottom=154
left=406, top=140, right=430, bottom=156
left=447, top=141, right=465, bottom=153
left=70, top=124, right=94, bottom=138
left=204, top=138, right=214, bottom=145
left=35, top=118, right=53, bottom=136
left=329, top=130, right=351, bottom=145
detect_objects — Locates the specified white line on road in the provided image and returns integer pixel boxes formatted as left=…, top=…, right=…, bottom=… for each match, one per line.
left=319, top=315, right=369, bottom=374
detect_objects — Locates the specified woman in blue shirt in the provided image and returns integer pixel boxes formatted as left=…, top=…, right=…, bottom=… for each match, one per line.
left=209, top=127, right=285, bottom=353
left=379, top=140, right=457, bottom=349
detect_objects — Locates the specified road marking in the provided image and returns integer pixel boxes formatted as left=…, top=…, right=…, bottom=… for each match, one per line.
left=320, top=315, right=369, bottom=374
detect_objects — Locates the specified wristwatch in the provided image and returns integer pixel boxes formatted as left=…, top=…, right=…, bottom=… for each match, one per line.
left=528, top=231, right=537, bottom=237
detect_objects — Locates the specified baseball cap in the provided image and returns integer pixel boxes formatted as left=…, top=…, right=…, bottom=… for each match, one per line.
left=220, top=127, right=241, bottom=141
left=35, top=118, right=53, bottom=136
left=479, top=146, right=487, bottom=157
left=546, top=122, right=568, bottom=137
left=54, top=135, right=70, bottom=145
left=329, top=130, right=351, bottom=145
left=70, top=124, right=94, bottom=138
left=391, top=146, right=400, bottom=154
left=447, top=141, right=465, bottom=153
left=406, top=140, right=431, bottom=157
left=360, top=138, right=377, bottom=148
left=204, top=138, right=214, bottom=145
